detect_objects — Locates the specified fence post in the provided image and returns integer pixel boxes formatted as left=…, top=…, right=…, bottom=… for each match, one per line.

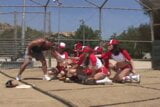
left=14, top=11, right=18, bottom=57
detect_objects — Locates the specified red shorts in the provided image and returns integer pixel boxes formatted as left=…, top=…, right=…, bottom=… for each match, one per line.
left=97, top=67, right=110, bottom=76
left=83, top=67, right=110, bottom=76
left=56, top=65, right=66, bottom=73
left=83, top=68, right=93, bottom=75
left=117, top=64, right=132, bottom=71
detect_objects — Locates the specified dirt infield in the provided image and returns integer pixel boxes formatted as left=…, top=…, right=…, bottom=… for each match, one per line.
left=0, top=68, right=160, bottom=107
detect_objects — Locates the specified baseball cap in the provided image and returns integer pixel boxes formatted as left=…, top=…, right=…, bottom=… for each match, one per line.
left=59, top=42, right=66, bottom=48
left=82, top=46, right=93, bottom=53
left=74, top=42, right=83, bottom=51
left=107, top=39, right=120, bottom=45
left=94, top=46, right=103, bottom=53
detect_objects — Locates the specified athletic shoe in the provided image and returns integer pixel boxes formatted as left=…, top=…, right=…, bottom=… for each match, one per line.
left=104, top=78, right=113, bottom=85
left=134, top=74, right=141, bottom=83
left=64, top=78, right=74, bottom=83
left=122, top=75, right=132, bottom=83
left=16, top=75, right=22, bottom=81
left=96, top=77, right=113, bottom=85
left=43, top=75, right=51, bottom=81
left=131, top=74, right=141, bottom=83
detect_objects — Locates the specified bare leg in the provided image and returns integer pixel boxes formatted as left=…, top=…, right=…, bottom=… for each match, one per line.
left=93, top=72, right=106, bottom=80
left=40, top=57, right=52, bottom=81
left=17, top=59, right=31, bottom=76
left=39, top=58, right=47, bottom=75
left=67, top=68, right=77, bottom=77
left=113, top=68, right=131, bottom=82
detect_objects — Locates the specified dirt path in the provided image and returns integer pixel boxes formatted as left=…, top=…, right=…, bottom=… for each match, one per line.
left=0, top=68, right=160, bottom=107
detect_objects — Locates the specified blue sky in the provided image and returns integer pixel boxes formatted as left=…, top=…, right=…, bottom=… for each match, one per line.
left=0, top=0, right=150, bottom=40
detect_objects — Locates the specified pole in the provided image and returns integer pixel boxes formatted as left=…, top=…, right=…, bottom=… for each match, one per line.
left=80, top=19, right=85, bottom=45
left=149, top=11, right=154, bottom=69
left=83, top=20, right=85, bottom=45
left=48, top=12, right=52, bottom=67
left=99, top=8, right=102, bottom=40
left=22, top=0, right=26, bottom=49
left=44, top=7, right=47, bottom=35
left=14, top=11, right=18, bottom=56
left=44, top=0, right=50, bottom=36
left=58, top=3, right=61, bottom=44
left=150, top=11, right=154, bottom=42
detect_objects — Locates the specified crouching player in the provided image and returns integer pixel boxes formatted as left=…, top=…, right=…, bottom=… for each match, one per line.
left=48, top=42, right=69, bottom=80
left=67, top=46, right=112, bottom=85
left=102, top=39, right=140, bottom=83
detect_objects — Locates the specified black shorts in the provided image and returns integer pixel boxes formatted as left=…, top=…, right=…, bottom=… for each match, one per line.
left=31, top=52, right=45, bottom=61
left=31, top=46, right=44, bottom=61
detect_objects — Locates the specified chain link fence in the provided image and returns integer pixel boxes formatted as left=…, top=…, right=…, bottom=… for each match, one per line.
left=0, top=0, right=152, bottom=69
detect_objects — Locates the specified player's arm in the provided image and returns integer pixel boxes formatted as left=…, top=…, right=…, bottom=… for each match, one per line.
left=122, top=50, right=136, bottom=74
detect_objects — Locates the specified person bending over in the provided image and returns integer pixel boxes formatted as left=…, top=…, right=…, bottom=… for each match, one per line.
left=16, top=37, right=54, bottom=81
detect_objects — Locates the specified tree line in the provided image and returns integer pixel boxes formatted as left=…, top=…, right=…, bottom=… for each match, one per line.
left=0, top=22, right=151, bottom=58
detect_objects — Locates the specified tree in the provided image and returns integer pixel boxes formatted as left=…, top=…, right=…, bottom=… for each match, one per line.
left=0, top=24, right=43, bottom=39
left=74, top=24, right=101, bottom=48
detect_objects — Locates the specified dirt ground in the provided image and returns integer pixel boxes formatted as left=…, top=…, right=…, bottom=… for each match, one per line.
left=0, top=61, right=160, bottom=107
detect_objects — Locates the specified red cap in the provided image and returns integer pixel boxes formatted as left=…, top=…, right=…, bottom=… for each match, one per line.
left=107, top=39, right=120, bottom=45
left=94, top=46, right=103, bottom=53
left=74, top=42, right=83, bottom=51
left=82, top=46, right=93, bottom=53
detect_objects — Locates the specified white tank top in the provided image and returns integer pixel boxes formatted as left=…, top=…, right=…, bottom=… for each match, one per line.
left=89, top=57, right=103, bottom=70
left=111, top=53, right=125, bottom=62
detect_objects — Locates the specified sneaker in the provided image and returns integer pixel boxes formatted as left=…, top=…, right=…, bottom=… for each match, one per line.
left=43, top=75, right=51, bottom=81
left=64, top=78, right=73, bottom=83
left=131, top=74, right=141, bottom=83
left=122, top=76, right=132, bottom=83
left=104, top=78, right=113, bottom=85
left=96, top=77, right=113, bottom=85
left=135, top=74, right=141, bottom=83
left=16, top=75, right=22, bottom=81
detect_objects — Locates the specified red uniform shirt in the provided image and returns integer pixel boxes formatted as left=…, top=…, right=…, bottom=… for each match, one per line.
left=102, top=49, right=132, bottom=69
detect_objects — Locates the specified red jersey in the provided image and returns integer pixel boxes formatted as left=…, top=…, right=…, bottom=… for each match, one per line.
left=77, top=53, right=103, bottom=70
left=102, top=49, right=132, bottom=68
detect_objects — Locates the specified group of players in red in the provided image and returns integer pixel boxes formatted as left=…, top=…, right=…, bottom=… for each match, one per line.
left=16, top=37, right=140, bottom=85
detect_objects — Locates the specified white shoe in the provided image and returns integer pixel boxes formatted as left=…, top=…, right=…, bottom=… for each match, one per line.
left=16, top=75, right=22, bottom=81
left=64, top=78, right=73, bottom=83
left=131, top=74, right=141, bottom=83
left=96, top=77, right=112, bottom=85
left=104, top=78, right=113, bottom=85
left=135, top=74, right=141, bottom=83
left=43, top=75, right=51, bottom=81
